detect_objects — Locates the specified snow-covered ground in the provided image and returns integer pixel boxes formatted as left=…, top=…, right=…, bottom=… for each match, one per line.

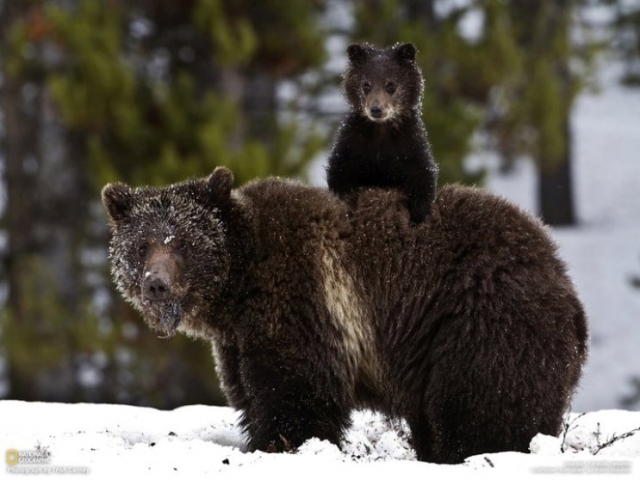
left=1, top=401, right=639, bottom=479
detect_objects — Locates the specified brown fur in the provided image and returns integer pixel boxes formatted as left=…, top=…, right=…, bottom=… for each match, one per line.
left=102, top=168, right=588, bottom=463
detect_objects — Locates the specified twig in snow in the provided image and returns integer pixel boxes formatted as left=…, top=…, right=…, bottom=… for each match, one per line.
left=593, top=422, right=602, bottom=446
left=592, top=426, right=640, bottom=455
left=560, top=412, right=587, bottom=453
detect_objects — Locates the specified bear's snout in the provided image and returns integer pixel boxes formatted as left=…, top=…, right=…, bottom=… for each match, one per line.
left=369, top=104, right=383, bottom=118
left=364, top=92, right=394, bottom=122
left=143, top=273, right=170, bottom=302
left=141, top=246, right=183, bottom=306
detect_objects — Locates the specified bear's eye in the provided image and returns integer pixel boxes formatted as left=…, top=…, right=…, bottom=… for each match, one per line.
left=176, top=241, right=189, bottom=256
left=138, top=243, right=148, bottom=258
left=385, top=82, right=396, bottom=95
left=362, top=82, right=371, bottom=94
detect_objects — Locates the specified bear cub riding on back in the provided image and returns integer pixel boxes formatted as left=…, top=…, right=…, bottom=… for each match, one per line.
left=327, top=43, right=438, bottom=223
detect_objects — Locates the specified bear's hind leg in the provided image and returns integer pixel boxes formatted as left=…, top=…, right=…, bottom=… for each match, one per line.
left=410, top=409, right=532, bottom=464
left=407, top=415, right=437, bottom=463
left=415, top=367, right=541, bottom=464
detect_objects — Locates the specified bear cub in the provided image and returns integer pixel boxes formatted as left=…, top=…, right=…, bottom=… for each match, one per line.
left=326, top=42, right=438, bottom=223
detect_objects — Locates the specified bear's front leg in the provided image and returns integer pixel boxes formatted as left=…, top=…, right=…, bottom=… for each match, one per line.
left=211, top=333, right=249, bottom=412
left=240, top=344, right=351, bottom=453
left=406, top=167, right=437, bottom=224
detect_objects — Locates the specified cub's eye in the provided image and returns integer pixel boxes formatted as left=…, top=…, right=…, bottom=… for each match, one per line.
left=362, top=82, right=372, bottom=94
left=138, top=243, right=148, bottom=257
left=385, top=82, right=396, bottom=94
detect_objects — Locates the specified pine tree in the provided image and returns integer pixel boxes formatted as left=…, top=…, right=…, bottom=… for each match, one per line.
left=607, top=0, right=640, bottom=84
left=0, top=0, right=86, bottom=402
left=486, top=0, right=602, bottom=225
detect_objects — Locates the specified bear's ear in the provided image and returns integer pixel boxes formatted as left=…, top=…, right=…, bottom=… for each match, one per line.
left=198, top=166, right=234, bottom=209
left=395, top=43, right=417, bottom=62
left=347, top=44, right=369, bottom=65
left=102, top=183, right=134, bottom=223
left=207, top=166, right=234, bottom=198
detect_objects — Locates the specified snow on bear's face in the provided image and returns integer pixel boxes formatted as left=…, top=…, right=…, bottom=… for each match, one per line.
left=101, top=168, right=234, bottom=337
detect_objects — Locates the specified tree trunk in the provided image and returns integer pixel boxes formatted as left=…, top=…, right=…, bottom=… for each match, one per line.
left=537, top=116, right=576, bottom=226
left=1, top=0, right=37, bottom=400
left=1, top=71, right=35, bottom=401
left=2, top=72, right=30, bottom=323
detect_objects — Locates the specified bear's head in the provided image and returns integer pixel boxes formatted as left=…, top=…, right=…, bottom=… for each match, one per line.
left=343, top=42, right=424, bottom=123
left=102, top=167, right=234, bottom=338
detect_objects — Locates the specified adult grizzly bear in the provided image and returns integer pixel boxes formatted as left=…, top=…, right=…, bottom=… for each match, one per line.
left=102, top=167, right=588, bottom=464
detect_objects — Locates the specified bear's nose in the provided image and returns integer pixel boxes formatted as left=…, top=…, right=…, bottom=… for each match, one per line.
left=144, top=274, right=170, bottom=302
left=370, top=105, right=383, bottom=118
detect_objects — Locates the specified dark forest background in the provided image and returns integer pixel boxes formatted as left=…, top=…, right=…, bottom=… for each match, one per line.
left=0, top=0, right=638, bottom=408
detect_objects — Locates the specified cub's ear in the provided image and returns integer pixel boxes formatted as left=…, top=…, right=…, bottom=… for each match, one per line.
left=347, top=44, right=369, bottom=65
left=395, top=43, right=417, bottom=62
left=102, top=183, right=134, bottom=223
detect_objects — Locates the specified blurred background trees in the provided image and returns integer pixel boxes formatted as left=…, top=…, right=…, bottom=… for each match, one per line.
left=0, top=0, right=634, bottom=407
left=0, top=0, right=328, bottom=407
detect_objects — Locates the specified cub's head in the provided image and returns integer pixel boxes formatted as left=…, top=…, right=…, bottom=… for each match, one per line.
left=343, top=42, right=424, bottom=123
left=101, top=167, right=234, bottom=338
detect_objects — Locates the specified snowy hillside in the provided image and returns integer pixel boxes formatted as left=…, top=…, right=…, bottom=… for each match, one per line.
left=1, top=401, right=639, bottom=479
